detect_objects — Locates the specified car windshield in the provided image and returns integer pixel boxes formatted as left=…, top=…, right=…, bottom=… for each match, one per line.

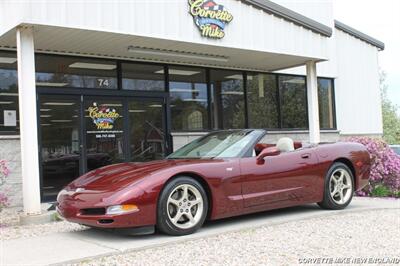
left=167, top=130, right=264, bottom=159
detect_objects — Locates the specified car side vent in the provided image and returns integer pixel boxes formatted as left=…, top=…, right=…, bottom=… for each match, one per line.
left=80, top=208, right=106, bottom=215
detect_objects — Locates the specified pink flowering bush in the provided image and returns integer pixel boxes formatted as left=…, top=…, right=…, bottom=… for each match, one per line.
left=346, top=137, right=400, bottom=198
left=0, top=159, right=10, bottom=211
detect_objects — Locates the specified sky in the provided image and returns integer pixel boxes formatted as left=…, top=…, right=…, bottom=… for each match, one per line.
left=333, top=0, right=400, bottom=115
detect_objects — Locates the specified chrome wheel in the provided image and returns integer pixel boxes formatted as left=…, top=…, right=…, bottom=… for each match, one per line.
left=329, top=169, right=352, bottom=205
left=167, top=184, right=204, bottom=230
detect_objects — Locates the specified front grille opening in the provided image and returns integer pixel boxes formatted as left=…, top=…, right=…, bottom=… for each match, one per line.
left=80, top=208, right=106, bottom=215
left=98, top=219, right=114, bottom=224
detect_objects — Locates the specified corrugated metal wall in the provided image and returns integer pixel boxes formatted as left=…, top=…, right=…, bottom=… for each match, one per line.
left=0, top=0, right=329, bottom=60
left=334, top=29, right=382, bottom=135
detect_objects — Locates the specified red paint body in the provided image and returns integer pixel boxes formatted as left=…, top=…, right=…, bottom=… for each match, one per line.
left=57, top=141, right=370, bottom=229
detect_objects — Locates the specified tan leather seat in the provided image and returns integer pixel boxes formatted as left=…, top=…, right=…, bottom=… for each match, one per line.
left=276, top=137, right=295, bottom=152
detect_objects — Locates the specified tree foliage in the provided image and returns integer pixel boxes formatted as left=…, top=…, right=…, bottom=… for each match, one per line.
left=380, top=71, right=400, bottom=144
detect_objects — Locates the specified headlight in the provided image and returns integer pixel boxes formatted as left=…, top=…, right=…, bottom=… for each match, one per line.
left=106, top=204, right=139, bottom=215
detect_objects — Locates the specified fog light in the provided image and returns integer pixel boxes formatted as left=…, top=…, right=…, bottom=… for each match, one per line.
left=106, top=204, right=139, bottom=215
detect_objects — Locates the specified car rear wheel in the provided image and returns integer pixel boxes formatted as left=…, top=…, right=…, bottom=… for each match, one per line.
left=157, top=176, right=208, bottom=236
left=318, top=162, right=354, bottom=210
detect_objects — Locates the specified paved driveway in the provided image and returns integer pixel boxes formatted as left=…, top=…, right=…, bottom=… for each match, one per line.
left=2, top=197, right=399, bottom=265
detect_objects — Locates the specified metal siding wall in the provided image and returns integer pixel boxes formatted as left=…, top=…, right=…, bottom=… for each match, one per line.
left=334, top=29, right=382, bottom=135
left=0, top=0, right=329, bottom=59
left=274, top=28, right=382, bottom=136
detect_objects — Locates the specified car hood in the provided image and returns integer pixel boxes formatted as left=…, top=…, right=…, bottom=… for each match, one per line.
left=69, top=159, right=213, bottom=190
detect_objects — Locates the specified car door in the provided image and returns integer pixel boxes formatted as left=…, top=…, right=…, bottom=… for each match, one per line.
left=240, top=148, right=320, bottom=207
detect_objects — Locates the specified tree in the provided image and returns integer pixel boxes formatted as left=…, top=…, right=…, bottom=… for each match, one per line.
left=380, top=70, right=400, bottom=144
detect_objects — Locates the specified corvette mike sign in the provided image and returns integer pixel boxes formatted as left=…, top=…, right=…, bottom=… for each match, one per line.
left=188, top=0, right=233, bottom=39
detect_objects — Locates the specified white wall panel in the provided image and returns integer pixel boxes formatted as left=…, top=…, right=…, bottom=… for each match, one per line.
left=0, top=0, right=329, bottom=60
left=334, top=29, right=382, bottom=135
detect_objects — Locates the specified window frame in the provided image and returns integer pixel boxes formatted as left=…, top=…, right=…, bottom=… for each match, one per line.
left=0, top=50, right=337, bottom=135
left=317, top=77, right=337, bottom=130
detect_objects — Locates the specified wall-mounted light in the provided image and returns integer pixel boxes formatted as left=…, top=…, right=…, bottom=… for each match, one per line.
left=129, top=110, right=147, bottom=113
left=0, top=57, right=17, bottom=64
left=182, top=99, right=208, bottom=102
left=128, top=46, right=229, bottom=63
left=282, top=78, right=305, bottom=84
left=157, top=69, right=200, bottom=76
left=69, top=62, right=116, bottom=70
left=220, top=91, right=244, bottom=95
left=50, top=120, right=73, bottom=123
left=0, top=93, right=18, bottom=96
left=224, top=74, right=243, bottom=80
left=43, top=102, right=75, bottom=106
left=36, top=82, right=68, bottom=87
left=170, top=88, right=201, bottom=93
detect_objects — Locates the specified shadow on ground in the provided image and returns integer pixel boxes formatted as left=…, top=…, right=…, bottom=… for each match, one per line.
left=69, top=203, right=335, bottom=241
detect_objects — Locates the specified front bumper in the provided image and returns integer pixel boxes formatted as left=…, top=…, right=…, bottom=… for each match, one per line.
left=57, top=189, right=155, bottom=229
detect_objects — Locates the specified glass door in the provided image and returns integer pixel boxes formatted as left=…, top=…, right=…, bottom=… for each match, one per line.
left=39, top=94, right=169, bottom=201
left=84, top=98, right=125, bottom=171
left=39, top=95, right=81, bottom=201
left=129, top=98, right=166, bottom=162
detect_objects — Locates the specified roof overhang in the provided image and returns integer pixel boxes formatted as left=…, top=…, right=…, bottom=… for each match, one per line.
left=0, top=23, right=326, bottom=72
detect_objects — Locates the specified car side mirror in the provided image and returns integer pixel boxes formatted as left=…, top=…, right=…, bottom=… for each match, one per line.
left=256, top=147, right=281, bottom=163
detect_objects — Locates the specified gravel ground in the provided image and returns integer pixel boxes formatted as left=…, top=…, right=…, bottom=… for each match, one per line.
left=0, top=208, right=87, bottom=240
left=75, top=209, right=400, bottom=266
left=0, top=207, right=22, bottom=227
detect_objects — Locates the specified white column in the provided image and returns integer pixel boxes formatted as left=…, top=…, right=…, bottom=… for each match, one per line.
left=16, top=26, right=41, bottom=215
left=306, top=61, right=320, bottom=144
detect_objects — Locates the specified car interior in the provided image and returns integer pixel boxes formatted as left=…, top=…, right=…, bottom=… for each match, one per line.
left=254, top=137, right=303, bottom=156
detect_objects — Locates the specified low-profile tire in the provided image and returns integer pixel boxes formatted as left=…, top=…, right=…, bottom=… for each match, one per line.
left=157, top=176, right=208, bottom=236
left=318, top=162, right=354, bottom=210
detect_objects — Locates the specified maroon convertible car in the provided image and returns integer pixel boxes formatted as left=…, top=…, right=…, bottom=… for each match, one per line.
left=57, top=129, right=371, bottom=236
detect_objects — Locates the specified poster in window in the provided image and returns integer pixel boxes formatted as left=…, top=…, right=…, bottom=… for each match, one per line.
left=3, top=110, right=16, bottom=127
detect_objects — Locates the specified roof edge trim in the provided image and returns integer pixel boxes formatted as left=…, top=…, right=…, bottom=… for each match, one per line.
left=240, top=0, right=333, bottom=37
left=334, top=20, right=384, bottom=50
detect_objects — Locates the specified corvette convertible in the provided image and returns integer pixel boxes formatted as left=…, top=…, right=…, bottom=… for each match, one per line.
left=57, top=129, right=371, bottom=236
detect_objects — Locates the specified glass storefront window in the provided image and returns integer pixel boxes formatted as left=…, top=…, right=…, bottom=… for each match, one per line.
left=318, top=78, right=335, bottom=129
left=210, top=70, right=245, bottom=129
left=129, top=100, right=165, bottom=161
left=39, top=95, right=81, bottom=200
left=35, top=55, right=118, bottom=89
left=0, top=51, right=19, bottom=133
left=279, top=75, right=308, bottom=129
left=247, top=73, right=279, bottom=129
left=169, top=66, right=208, bottom=131
left=122, top=63, right=165, bottom=91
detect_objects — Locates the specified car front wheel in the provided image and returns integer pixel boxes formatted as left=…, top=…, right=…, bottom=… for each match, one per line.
left=157, top=176, right=208, bottom=236
left=318, top=162, right=354, bottom=210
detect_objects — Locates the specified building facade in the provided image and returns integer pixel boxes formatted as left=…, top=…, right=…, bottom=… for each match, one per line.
left=0, top=0, right=384, bottom=212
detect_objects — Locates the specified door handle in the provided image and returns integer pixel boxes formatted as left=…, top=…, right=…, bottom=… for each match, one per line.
left=301, top=153, right=311, bottom=159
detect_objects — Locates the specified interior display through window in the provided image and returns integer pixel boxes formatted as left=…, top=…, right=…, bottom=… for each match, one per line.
left=169, top=66, right=208, bottom=131
left=210, top=70, right=245, bottom=129
left=35, top=55, right=118, bottom=89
